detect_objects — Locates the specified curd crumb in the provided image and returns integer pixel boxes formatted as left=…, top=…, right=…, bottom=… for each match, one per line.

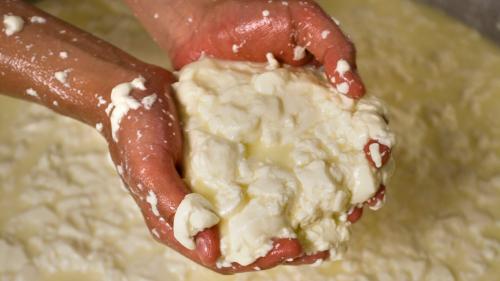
left=108, top=77, right=145, bottom=142
left=146, top=190, right=160, bottom=217
left=293, top=45, right=306, bottom=61
left=30, top=16, right=46, bottom=24
left=54, top=69, right=71, bottom=86
left=336, top=82, right=350, bottom=94
left=95, top=123, right=103, bottom=132
left=131, top=76, right=146, bottom=90
left=335, top=59, right=351, bottom=77
left=232, top=44, right=240, bottom=53
left=116, top=165, right=124, bottom=176
left=368, top=142, right=382, bottom=168
left=59, top=52, right=68, bottom=59
left=26, top=88, right=38, bottom=98
left=3, top=15, right=24, bottom=37
left=266, top=53, right=279, bottom=69
left=173, top=194, right=220, bottom=250
left=151, top=228, right=160, bottom=239
left=141, top=94, right=157, bottom=110
left=331, top=16, right=340, bottom=25
left=321, top=30, right=331, bottom=39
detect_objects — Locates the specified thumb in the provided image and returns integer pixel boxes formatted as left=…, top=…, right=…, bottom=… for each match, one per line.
left=123, top=151, right=221, bottom=266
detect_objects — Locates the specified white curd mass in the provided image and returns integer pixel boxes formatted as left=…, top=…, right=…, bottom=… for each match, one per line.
left=2, top=14, right=24, bottom=37
left=172, top=58, right=395, bottom=266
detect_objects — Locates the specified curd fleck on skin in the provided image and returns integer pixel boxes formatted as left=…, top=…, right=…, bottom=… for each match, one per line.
left=1, top=0, right=385, bottom=274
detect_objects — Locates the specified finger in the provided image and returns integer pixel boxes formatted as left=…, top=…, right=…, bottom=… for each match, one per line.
left=115, top=89, right=191, bottom=220
left=121, top=135, right=222, bottom=265
left=253, top=238, right=303, bottom=268
left=134, top=194, right=201, bottom=262
left=195, top=226, right=221, bottom=265
left=347, top=185, right=387, bottom=223
left=172, top=3, right=313, bottom=69
left=140, top=158, right=221, bottom=265
left=218, top=238, right=303, bottom=274
left=138, top=198, right=223, bottom=269
left=347, top=205, right=364, bottom=223
left=131, top=153, right=189, bottom=218
left=323, top=48, right=365, bottom=98
left=284, top=251, right=330, bottom=266
left=289, top=1, right=365, bottom=98
left=365, top=185, right=386, bottom=210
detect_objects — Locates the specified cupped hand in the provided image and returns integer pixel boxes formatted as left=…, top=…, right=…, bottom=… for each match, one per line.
left=122, top=0, right=377, bottom=272
left=0, top=0, right=227, bottom=271
left=140, top=0, right=365, bottom=99
left=0, top=0, right=376, bottom=274
left=102, top=69, right=223, bottom=267
left=103, top=69, right=309, bottom=273
left=124, top=0, right=371, bottom=270
left=107, top=71, right=389, bottom=272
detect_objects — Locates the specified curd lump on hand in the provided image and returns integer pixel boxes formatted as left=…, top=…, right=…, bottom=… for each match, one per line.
left=172, top=57, right=395, bottom=267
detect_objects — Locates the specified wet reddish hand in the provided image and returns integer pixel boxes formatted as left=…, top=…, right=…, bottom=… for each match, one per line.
left=0, top=0, right=222, bottom=271
left=120, top=0, right=377, bottom=272
left=125, top=0, right=366, bottom=99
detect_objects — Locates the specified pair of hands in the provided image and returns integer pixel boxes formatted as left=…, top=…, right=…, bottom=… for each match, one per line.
left=0, top=0, right=369, bottom=274
left=117, top=0, right=369, bottom=273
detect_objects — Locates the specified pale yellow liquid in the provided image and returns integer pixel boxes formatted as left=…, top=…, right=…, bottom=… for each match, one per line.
left=0, top=0, right=499, bottom=280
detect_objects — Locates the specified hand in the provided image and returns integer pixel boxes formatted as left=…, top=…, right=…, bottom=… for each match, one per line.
left=123, top=0, right=369, bottom=271
left=105, top=68, right=315, bottom=273
left=0, top=0, right=390, bottom=274
left=0, top=0, right=222, bottom=272
left=126, top=0, right=366, bottom=99
left=103, top=69, right=227, bottom=268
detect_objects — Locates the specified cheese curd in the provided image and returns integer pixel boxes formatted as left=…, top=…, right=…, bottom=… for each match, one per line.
left=107, top=77, right=146, bottom=142
left=173, top=194, right=220, bottom=250
left=2, top=14, right=24, bottom=37
left=173, top=58, right=395, bottom=266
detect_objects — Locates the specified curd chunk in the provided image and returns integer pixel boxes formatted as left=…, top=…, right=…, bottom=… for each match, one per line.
left=173, top=58, right=395, bottom=266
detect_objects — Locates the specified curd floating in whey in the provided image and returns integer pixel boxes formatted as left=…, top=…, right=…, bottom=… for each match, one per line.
left=172, top=57, right=395, bottom=266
